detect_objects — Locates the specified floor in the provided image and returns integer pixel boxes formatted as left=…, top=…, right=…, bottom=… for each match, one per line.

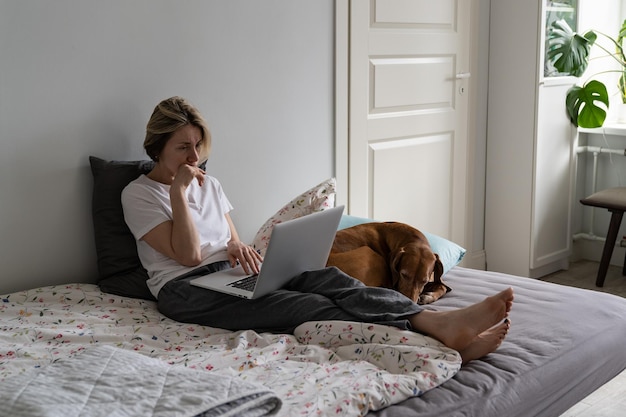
left=541, top=260, right=626, bottom=417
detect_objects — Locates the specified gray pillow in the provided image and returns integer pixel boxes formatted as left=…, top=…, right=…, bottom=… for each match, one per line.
left=89, top=156, right=156, bottom=301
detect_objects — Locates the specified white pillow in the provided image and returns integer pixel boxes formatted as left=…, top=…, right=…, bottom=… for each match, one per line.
left=252, top=178, right=336, bottom=256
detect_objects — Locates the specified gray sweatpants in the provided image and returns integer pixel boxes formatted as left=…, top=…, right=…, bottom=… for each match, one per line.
left=157, top=263, right=424, bottom=334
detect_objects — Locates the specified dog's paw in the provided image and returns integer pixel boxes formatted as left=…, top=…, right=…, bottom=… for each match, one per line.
left=418, top=293, right=437, bottom=305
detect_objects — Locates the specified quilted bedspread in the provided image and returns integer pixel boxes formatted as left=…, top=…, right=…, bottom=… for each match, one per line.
left=0, top=344, right=282, bottom=417
left=0, top=284, right=461, bottom=416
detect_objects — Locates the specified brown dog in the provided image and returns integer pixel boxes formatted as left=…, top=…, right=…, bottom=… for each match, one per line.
left=326, top=222, right=450, bottom=304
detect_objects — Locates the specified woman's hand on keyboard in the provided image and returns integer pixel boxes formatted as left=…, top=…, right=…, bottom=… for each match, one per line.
left=227, top=240, right=263, bottom=275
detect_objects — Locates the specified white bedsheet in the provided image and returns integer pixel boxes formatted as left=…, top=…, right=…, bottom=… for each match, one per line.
left=0, top=284, right=461, bottom=416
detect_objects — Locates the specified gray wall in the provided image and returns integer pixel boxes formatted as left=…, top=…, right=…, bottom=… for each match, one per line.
left=0, top=1, right=334, bottom=293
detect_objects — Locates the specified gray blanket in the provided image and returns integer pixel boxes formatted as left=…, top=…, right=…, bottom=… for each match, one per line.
left=0, top=345, right=281, bottom=417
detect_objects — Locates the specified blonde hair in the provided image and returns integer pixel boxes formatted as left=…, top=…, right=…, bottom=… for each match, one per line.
left=144, top=96, right=211, bottom=163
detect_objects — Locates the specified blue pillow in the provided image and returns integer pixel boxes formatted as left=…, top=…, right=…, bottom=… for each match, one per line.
left=337, top=215, right=466, bottom=275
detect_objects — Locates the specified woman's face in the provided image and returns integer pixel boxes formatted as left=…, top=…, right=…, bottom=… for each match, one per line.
left=157, top=124, right=204, bottom=175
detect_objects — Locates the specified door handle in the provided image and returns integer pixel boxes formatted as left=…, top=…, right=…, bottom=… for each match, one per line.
left=456, top=72, right=471, bottom=79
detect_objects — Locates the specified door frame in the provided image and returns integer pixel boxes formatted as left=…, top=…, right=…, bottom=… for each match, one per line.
left=335, top=0, right=349, bottom=210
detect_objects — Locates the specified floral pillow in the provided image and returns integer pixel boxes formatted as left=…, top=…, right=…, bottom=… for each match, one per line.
left=252, top=178, right=336, bottom=256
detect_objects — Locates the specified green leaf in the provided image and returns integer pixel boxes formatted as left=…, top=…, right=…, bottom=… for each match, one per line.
left=618, top=19, right=626, bottom=51
left=547, top=19, right=596, bottom=76
left=618, top=19, right=626, bottom=101
left=565, top=80, right=609, bottom=128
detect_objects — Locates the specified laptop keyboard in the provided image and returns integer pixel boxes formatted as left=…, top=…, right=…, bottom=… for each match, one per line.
left=227, top=274, right=258, bottom=291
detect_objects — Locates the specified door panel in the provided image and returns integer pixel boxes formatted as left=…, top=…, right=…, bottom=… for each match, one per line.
left=373, top=0, right=456, bottom=27
left=370, top=57, right=455, bottom=111
left=371, top=135, right=453, bottom=237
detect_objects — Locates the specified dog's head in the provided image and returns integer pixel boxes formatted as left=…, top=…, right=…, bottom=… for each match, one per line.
left=390, top=245, right=444, bottom=303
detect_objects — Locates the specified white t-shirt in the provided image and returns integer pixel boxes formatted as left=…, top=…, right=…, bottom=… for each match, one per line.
left=121, top=174, right=233, bottom=298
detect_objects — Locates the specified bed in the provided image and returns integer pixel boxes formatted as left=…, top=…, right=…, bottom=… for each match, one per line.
left=371, top=266, right=626, bottom=417
left=1, top=267, right=626, bottom=417
left=0, top=157, right=624, bottom=416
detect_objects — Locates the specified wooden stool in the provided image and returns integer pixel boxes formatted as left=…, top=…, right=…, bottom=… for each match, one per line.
left=580, top=187, right=626, bottom=287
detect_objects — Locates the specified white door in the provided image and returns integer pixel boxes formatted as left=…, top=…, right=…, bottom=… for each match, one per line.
left=346, top=0, right=471, bottom=243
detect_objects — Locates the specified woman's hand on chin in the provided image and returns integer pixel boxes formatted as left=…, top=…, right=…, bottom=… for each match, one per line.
left=172, top=164, right=205, bottom=188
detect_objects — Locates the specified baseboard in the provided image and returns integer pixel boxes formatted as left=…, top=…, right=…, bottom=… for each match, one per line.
left=467, top=249, right=567, bottom=278
left=572, top=238, right=626, bottom=266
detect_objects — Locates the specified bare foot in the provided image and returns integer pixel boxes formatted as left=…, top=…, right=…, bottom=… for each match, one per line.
left=459, top=319, right=510, bottom=364
left=409, top=287, right=514, bottom=352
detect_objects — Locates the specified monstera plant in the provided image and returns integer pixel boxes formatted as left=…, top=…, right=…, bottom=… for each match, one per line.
left=546, top=18, right=626, bottom=128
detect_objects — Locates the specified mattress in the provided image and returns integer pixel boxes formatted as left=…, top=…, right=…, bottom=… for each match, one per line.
left=371, top=267, right=626, bottom=417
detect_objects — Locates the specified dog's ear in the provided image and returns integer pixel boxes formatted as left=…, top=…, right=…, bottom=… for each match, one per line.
left=433, top=254, right=444, bottom=282
left=432, top=253, right=452, bottom=293
left=389, top=248, right=406, bottom=288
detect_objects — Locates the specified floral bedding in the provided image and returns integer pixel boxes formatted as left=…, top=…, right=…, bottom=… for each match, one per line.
left=0, top=283, right=461, bottom=416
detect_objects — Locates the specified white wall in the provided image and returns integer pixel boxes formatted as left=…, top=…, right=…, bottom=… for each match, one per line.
left=0, top=1, right=334, bottom=293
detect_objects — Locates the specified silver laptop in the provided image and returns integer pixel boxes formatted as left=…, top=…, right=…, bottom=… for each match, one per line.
left=190, top=205, right=344, bottom=299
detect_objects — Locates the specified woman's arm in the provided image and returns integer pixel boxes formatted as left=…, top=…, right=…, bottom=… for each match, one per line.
left=142, top=165, right=204, bottom=266
left=225, top=213, right=263, bottom=274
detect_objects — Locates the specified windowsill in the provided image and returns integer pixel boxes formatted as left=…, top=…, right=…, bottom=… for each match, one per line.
left=579, top=123, right=626, bottom=136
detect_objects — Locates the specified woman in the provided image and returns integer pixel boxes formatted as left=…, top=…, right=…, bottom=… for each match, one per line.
left=122, top=96, right=513, bottom=364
